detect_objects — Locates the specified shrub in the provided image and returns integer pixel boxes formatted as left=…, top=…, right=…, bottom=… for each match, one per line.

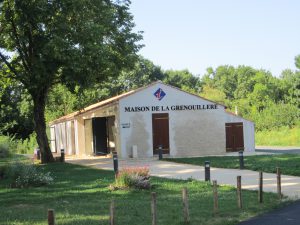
left=13, top=133, right=37, bottom=154
left=252, top=102, right=300, bottom=131
left=0, top=142, right=10, bottom=158
left=0, top=136, right=12, bottom=158
left=7, top=161, right=53, bottom=188
left=0, top=165, right=8, bottom=179
left=0, top=134, right=37, bottom=156
left=114, top=166, right=150, bottom=190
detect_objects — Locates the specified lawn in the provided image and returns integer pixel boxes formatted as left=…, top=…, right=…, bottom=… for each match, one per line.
left=164, top=154, right=300, bottom=176
left=0, top=158, right=289, bottom=225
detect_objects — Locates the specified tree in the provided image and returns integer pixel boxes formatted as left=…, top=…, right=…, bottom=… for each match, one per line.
left=163, top=69, right=200, bottom=94
left=0, top=0, right=142, bottom=163
left=45, top=84, right=77, bottom=123
left=199, top=85, right=227, bottom=105
left=0, top=77, right=34, bottom=139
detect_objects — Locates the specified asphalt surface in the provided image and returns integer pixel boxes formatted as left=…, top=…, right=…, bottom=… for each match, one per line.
left=238, top=200, right=300, bottom=225
left=256, top=149, right=300, bottom=154
left=256, top=146, right=300, bottom=154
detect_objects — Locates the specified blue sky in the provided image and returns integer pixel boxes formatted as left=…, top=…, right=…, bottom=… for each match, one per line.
left=130, top=0, right=300, bottom=77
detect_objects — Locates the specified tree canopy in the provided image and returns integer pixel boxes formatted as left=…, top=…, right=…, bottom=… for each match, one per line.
left=0, top=0, right=142, bottom=162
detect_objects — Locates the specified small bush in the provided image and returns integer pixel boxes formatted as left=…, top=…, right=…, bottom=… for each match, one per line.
left=13, top=133, right=37, bottom=154
left=0, top=142, right=10, bottom=158
left=0, top=136, right=12, bottom=158
left=0, top=134, right=37, bottom=156
left=0, top=165, right=8, bottom=179
left=113, top=166, right=150, bottom=190
left=7, top=162, right=53, bottom=188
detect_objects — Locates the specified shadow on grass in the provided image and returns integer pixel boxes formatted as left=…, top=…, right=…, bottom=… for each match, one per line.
left=0, top=162, right=290, bottom=225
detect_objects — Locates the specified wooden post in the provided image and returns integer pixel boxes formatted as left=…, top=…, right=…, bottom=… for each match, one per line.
left=110, top=199, right=115, bottom=225
left=182, top=187, right=190, bottom=223
left=213, top=180, right=218, bottom=214
left=237, top=176, right=242, bottom=209
left=258, top=171, right=263, bottom=203
left=151, top=192, right=157, bottom=225
left=48, top=209, right=55, bottom=225
left=277, top=167, right=282, bottom=199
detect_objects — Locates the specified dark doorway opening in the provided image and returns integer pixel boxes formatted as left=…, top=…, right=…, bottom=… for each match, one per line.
left=152, top=113, right=170, bottom=154
left=225, top=122, right=244, bottom=152
left=92, top=116, right=115, bottom=155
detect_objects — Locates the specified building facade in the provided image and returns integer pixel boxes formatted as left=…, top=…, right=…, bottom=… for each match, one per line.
left=49, top=81, right=255, bottom=158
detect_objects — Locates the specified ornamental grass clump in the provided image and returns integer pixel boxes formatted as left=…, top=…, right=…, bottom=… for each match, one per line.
left=114, top=166, right=150, bottom=190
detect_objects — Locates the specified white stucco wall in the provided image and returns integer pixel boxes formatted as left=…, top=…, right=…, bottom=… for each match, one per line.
left=118, top=82, right=246, bottom=158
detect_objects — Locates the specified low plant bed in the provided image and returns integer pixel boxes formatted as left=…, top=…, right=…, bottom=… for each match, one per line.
left=0, top=160, right=292, bottom=225
left=110, top=166, right=151, bottom=190
left=163, top=154, right=300, bottom=176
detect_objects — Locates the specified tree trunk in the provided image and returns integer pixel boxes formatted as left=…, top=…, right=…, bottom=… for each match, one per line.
left=33, top=91, right=54, bottom=163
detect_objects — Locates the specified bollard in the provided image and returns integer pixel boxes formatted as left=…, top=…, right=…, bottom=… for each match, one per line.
left=48, top=209, right=55, bottom=225
left=158, top=145, right=163, bottom=160
left=239, top=151, right=244, bottom=169
left=113, top=152, right=119, bottom=178
left=205, top=161, right=210, bottom=182
left=60, top=149, right=65, bottom=163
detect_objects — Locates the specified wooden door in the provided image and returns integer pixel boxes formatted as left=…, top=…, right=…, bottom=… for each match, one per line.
left=152, top=113, right=170, bottom=154
left=92, top=117, right=108, bottom=155
left=226, top=123, right=244, bottom=152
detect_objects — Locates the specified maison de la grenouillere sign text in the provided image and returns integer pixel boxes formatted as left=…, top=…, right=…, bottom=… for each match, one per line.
left=124, top=104, right=218, bottom=112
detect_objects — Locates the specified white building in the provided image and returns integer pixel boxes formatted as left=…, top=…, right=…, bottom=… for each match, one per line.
left=49, top=81, right=255, bottom=158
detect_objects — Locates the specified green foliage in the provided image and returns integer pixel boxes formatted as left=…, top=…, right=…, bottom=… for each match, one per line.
left=201, top=62, right=300, bottom=132
left=280, top=69, right=300, bottom=107
left=6, top=161, right=53, bottom=188
left=0, top=79, right=34, bottom=139
left=0, top=136, right=11, bottom=158
left=163, top=69, right=200, bottom=94
left=46, top=84, right=77, bottom=122
left=0, top=134, right=37, bottom=155
left=200, top=85, right=228, bottom=105
left=253, top=103, right=299, bottom=130
left=0, top=0, right=142, bottom=162
left=256, top=125, right=300, bottom=146
left=13, top=133, right=37, bottom=154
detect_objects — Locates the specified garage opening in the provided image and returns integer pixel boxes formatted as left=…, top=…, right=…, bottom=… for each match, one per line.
left=152, top=113, right=170, bottom=154
left=225, top=122, right=244, bottom=152
left=91, top=116, right=116, bottom=155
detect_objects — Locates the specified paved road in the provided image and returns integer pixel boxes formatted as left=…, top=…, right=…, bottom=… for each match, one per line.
left=67, top=157, right=300, bottom=199
left=238, top=200, right=300, bottom=225
left=256, top=146, right=300, bottom=154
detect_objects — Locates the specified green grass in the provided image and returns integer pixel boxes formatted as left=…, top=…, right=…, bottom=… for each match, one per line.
left=0, top=160, right=288, bottom=225
left=164, top=154, right=300, bottom=176
left=256, top=125, right=300, bottom=146
left=0, top=154, right=29, bottom=166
